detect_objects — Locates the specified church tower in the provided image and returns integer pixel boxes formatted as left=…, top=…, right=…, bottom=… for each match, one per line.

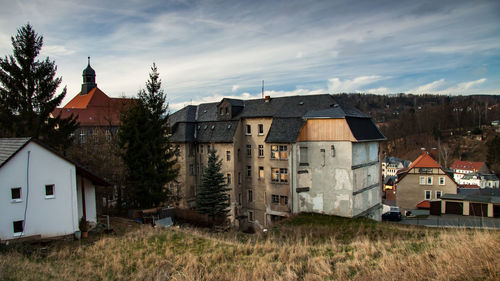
left=81, top=57, right=97, bottom=95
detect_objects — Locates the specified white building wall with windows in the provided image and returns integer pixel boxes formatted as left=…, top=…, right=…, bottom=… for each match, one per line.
left=0, top=141, right=98, bottom=241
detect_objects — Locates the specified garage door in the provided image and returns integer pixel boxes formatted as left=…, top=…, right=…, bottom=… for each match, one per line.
left=469, top=203, right=488, bottom=217
left=445, top=201, right=463, bottom=215
left=494, top=205, right=500, bottom=218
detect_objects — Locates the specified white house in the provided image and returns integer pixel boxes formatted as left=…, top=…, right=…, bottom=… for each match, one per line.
left=0, top=138, right=108, bottom=241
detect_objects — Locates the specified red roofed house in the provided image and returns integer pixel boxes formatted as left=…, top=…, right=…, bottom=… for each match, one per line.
left=395, top=149, right=458, bottom=213
left=52, top=58, right=134, bottom=144
left=450, top=160, right=490, bottom=183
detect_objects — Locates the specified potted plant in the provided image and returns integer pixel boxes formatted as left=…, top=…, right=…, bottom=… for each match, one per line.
left=79, top=217, right=90, bottom=238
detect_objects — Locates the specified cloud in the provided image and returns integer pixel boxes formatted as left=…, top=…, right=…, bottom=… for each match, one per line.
left=457, top=78, right=486, bottom=90
left=41, top=45, right=76, bottom=57
left=327, top=76, right=385, bottom=93
left=410, top=78, right=446, bottom=94
left=231, top=85, right=240, bottom=92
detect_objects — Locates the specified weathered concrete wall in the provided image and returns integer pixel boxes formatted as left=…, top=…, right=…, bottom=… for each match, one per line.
left=293, top=141, right=354, bottom=217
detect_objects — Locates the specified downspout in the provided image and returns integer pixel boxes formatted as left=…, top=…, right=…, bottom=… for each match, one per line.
left=81, top=175, right=87, bottom=221
left=23, top=151, right=31, bottom=236
left=290, top=144, right=294, bottom=214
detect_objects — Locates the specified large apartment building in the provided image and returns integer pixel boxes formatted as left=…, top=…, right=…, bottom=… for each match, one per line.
left=170, top=94, right=386, bottom=229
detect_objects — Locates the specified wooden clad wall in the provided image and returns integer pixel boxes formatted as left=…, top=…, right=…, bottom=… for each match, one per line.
left=297, top=119, right=356, bottom=142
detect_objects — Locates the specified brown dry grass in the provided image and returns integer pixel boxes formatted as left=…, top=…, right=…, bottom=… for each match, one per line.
left=0, top=214, right=498, bottom=281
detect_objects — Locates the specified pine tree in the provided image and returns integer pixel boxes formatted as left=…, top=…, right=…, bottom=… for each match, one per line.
left=196, top=148, right=231, bottom=221
left=0, top=23, right=78, bottom=150
left=118, top=63, right=178, bottom=208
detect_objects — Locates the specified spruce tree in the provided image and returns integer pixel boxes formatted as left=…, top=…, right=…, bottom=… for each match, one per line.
left=0, top=23, right=78, bottom=150
left=196, top=148, right=231, bottom=221
left=118, top=63, right=178, bottom=208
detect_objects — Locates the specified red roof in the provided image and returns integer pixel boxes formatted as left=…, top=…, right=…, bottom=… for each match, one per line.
left=460, top=184, right=480, bottom=189
left=407, top=151, right=441, bottom=169
left=52, top=87, right=135, bottom=127
left=450, top=161, right=485, bottom=172
left=416, top=200, right=430, bottom=209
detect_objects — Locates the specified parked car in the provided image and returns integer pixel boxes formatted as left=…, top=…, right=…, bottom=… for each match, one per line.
left=382, top=206, right=402, bottom=221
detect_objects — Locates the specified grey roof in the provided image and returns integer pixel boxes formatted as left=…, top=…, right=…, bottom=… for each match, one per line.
left=444, top=188, right=500, bottom=203
left=265, top=118, right=305, bottom=143
left=0, top=138, right=30, bottom=167
left=345, top=117, right=386, bottom=141
left=169, top=94, right=386, bottom=143
left=196, top=121, right=239, bottom=143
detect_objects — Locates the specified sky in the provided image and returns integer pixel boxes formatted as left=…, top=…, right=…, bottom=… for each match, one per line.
left=0, top=0, right=499, bottom=111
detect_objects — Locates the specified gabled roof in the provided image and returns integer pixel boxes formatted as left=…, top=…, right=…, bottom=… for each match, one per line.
left=406, top=151, right=442, bottom=169
left=53, top=87, right=135, bottom=127
left=0, top=138, right=110, bottom=186
left=450, top=161, right=486, bottom=172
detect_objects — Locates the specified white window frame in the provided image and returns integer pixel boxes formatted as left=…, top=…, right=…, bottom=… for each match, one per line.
left=427, top=176, right=433, bottom=185
left=258, top=166, right=264, bottom=179
left=271, top=145, right=288, bottom=160
left=425, top=190, right=432, bottom=200
left=226, top=151, right=231, bottom=161
left=246, top=124, right=251, bottom=135
left=45, top=184, right=55, bottom=199
left=419, top=176, right=426, bottom=185
left=11, top=187, right=22, bottom=203
left=271, top=167, right=288, bottom=183
left=246, top=145, right=252, bottom=157
left=439, top=176, right=445, bottom=185
left=435, top=190, right=442, bottom=199
left=258, top=145, right=264, bottom=157
left=13, top=220, right=23, bottom=237
left=258, top=124, right=264, bottom=135
left=271, top=194, right=279, bottom=204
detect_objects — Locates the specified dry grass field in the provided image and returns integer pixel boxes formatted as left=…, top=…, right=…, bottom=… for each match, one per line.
left=0, top=214, right=498, bottom=281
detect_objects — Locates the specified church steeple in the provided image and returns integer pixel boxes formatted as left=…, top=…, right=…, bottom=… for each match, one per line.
left=81, top=56, right=97, bottom=95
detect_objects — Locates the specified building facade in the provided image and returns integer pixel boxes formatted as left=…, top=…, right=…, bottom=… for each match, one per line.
left=396, top=149, right=458, bottom=213
left=0, top=138, right=108, bottom=241
left=170, top=95, right=386, bottom=229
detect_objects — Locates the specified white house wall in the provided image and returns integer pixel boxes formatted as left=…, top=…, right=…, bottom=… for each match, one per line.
left=76, top=175, right=97, bottom=223
left=0, top=142, right=78, bottom=240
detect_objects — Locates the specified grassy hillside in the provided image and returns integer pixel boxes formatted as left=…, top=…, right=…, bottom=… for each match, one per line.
left=1, top=214, right=499, bottom=280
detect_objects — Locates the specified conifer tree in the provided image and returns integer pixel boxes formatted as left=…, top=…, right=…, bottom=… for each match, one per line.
left=196, top=149, right=231, bottom=221
left=118, top=63, right=178, bottom=208
left=0, top=23, right=78, bottom=150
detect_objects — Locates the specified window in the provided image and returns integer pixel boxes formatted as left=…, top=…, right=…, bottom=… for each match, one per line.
left=258, top=124, right=264, bottom=135
left=246, top=145, right=252, bottom=157
left=427, top=177, right=433, bottom=185
left=45, top=184, right=55, bottom=199
left=259, top=166, right=264, bottom=179
left=279, top=145, right=288, bottom=159
left=226, top=151, right=231, bottom=161
left=258, top=145, right=264, bottom=157
left=11, top=187, right=21, bottom=202
left=280, top=195, right=288, bottom=205
left=246, top=125, right=251, bottom=135
left=272, top=195, right=279, bottom=203
left=439, top=177, right=445, bottom=185
left=436, top=190, right=442, bottom=199
left=238, top=172, right=241, bottom=184
left=79, top=132, right=86, bottom=144
left=200, top=145, right=204, bottom=153
left=425, top=190, right=432, bottom=200
left=331, top=145, right=336, bottom=157
left=225, top=107, right=229, bottom=115
left=299, top=146, right=308, bottom=165
left=247, top=166, right=252, bottom=177
left=419, top=176, right=426, bottom=185
left=238, top=193, right=241, bottom=205
left=227, top=173, right=231, bottom=184
left=248, top=210, right=254, bottom=222
left=248, top=190, right=253, bottom=202
left=271, top=145, right=288, bottom=159
left=271, top=168, right=288, bottom=183
left=220, top=107, right=224, bottom=115
left=13, top=220, right=23, bottom=235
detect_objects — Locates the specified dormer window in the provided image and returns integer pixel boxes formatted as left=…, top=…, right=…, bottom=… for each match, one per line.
left=225, top=107, right=229, bottom=115
left=220, top=107, right=224, bottom=115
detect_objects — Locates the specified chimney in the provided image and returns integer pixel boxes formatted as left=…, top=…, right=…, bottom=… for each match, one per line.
left=420, top=147, right=426, bottom=155
left=265, top=95, right=271, bottom=102
left=430, top=148, right=437, bottom=159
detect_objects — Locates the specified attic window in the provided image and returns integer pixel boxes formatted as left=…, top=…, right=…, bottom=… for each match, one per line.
left=204, top=125, right=208, bottom=130
left=227, top=125, right=231, bottom=129
left=198, top=126, right=201, bottom=130
left=204, top=110, right=207, bottom=113
left=225, top=108, right=229, bottom=115
left=211, top=125, right=215, bottom=130
left=220, top=108, right=224, bottom=115
left=298, top=101, right=304, bottom=105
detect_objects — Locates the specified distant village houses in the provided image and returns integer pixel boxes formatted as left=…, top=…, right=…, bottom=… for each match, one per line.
left=169, top=94, right=386, bottom=229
